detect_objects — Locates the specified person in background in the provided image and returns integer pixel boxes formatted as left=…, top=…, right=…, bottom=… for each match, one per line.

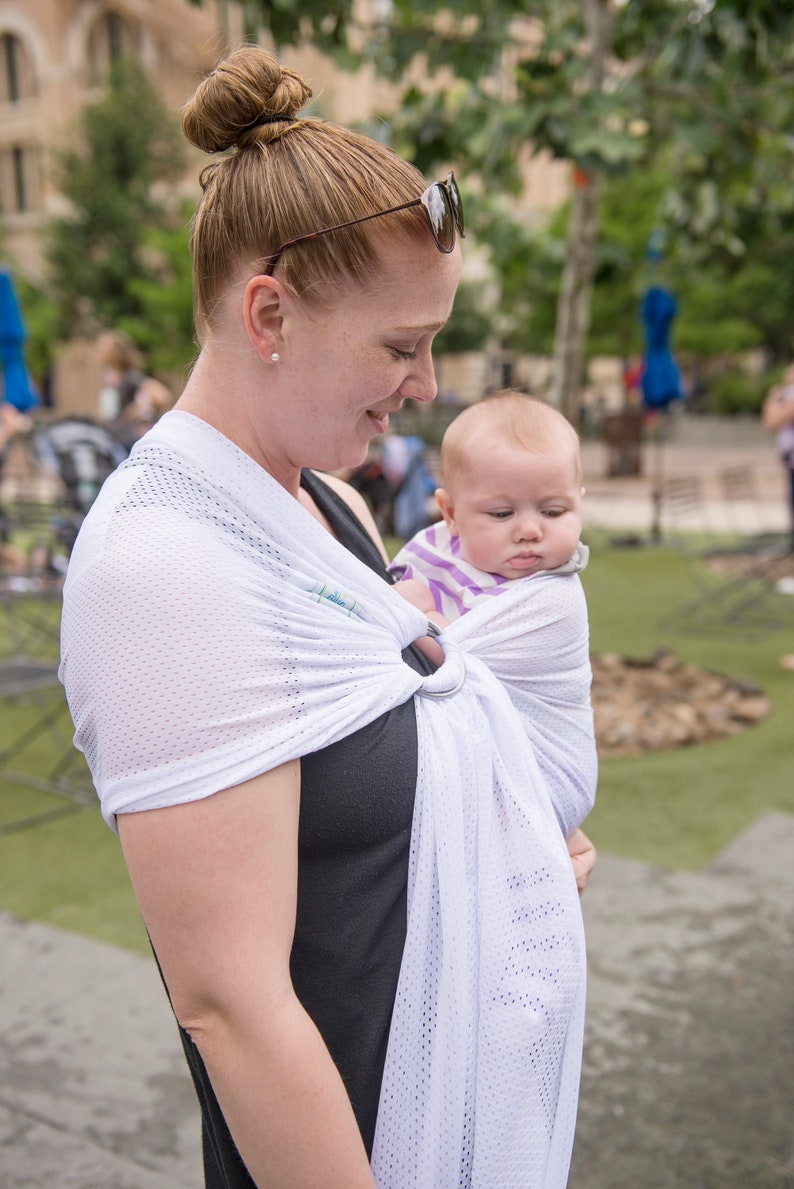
left=61, top=45, right=594, bottom=1189
left=762, top=365, right=794, bottom=671
left=390, top=390, right=597, bottom=844
left=0, top=398, right=34, bottom=568
left=95, top=329, right=172, bottom=446
left=762, top=362, right=794, bottom=554
left=0, top=396, right=31, bottom=459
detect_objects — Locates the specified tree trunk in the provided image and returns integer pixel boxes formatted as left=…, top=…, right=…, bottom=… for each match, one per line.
left=550, top=172, right=602, bottom=424
left=549, top=0, right=610, bottom=425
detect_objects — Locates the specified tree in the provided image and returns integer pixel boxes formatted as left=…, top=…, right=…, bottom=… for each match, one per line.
left=193, top=0, right=794, bottom=420
left=123, top=210, right=197, bottom=384
left=45, top=57, right=186, bottom=342
left=510, top=151, right=794, bottom=374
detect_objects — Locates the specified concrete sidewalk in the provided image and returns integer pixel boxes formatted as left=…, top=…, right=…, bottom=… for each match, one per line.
left=572, top=812, right=794, bottom=1188
left=579, top=419, right=792, bottom=537
left=2, top=812, right=793, bottom=1187
left=0, top=913, right=202, bottom=1187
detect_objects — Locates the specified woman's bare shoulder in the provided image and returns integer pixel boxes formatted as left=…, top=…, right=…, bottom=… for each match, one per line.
left=312, top=471, right=389, bottom=566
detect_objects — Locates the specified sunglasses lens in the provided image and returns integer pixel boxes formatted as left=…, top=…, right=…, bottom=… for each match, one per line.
left=424, top=184, right=455, bottom=253
left=446, top=174, right=465, bottom=238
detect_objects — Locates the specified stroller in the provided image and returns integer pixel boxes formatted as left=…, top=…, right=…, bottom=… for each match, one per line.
left=33, top=417, right=129, bottom=556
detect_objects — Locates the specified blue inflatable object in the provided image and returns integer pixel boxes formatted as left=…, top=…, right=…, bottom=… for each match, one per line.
left=641, top=286, right=682, bottom=410
left=0, top=267, right=41, bottom=412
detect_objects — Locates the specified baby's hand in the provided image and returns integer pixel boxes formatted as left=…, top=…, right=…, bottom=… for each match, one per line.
left=392, top=578, right=438, bottom=615
left=566, top=827, right=597, bottom=895
left=392, top=578, right=448, bottom=665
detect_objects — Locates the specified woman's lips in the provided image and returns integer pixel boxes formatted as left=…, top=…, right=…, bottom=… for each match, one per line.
left=367, top=409, right=390, bottom=434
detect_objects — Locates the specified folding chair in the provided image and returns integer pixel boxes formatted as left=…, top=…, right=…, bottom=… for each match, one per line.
left=0, top=575, right=94, bottom=827
left=716, top=464, right=787, bottom=553
left=659, top=474, right=715, bottom=583
left=660, top=471, right=794, bottom=636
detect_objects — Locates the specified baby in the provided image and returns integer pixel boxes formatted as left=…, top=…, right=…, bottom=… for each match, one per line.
left=390, top=390, right=597, bottom=837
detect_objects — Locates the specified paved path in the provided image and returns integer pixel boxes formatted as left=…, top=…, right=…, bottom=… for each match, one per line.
left=0, top=915, right=202, bottom=1188
left=580, top=418, right=791, bottom=538
left=572, top=812, right=794, bottom=1188
left=2, top=812, right=793, bottom=1187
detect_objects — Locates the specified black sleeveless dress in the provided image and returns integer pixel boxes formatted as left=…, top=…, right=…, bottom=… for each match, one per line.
left=174, top=470, right=435, bottom=1187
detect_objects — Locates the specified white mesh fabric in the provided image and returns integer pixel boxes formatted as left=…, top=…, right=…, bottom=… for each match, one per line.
left=60, top=412, right=425, bottom=826
left=391, top=528, right=597, bottom=837
left=372, top=642, right=586, bottom=1187
left=60, top=411, right=587, bottom=1185
left=443, top=573, right=597, bottom=838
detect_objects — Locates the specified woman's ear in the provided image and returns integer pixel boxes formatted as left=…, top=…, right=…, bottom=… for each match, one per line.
left=243, top=275, right=284, bottom=362
left=435, top=488, right=458, bottom=535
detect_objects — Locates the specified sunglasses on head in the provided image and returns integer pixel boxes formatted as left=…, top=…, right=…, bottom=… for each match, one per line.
left=263, top=171, right=465, bottom=277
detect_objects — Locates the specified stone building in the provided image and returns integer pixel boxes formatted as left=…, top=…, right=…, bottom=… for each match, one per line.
left=0, top=1, right=576, bottom=413
left=0, top=0, right=417, bottom=276
left=0, top=0, right=408, bottom=410
left=0, top=0, right=240, bottom=278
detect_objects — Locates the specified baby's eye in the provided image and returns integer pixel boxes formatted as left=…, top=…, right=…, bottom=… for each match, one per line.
left=543, top=508, right=566, bottom=519
left=488, top=510, right=513, bottom=520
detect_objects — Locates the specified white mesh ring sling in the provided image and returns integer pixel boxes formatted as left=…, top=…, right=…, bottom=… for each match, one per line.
left=60, top=410, right=586, bottom=1188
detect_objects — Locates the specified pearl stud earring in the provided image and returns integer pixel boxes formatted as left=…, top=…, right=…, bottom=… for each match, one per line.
left=271, top=351, right=280, bottom=362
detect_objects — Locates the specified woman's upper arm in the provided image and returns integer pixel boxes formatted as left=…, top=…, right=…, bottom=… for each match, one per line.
left=117, top=760, right=301, bottom=1025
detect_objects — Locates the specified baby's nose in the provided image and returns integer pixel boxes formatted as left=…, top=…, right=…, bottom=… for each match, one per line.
left=514, top=513, right=541, bottom=541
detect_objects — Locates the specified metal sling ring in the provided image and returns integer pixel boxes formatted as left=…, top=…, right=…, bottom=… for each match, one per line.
left=415, top=629, right=466, bottom=699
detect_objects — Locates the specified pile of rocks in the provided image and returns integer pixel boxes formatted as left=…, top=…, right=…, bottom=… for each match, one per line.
left=591, top=648, right=771, bottom=757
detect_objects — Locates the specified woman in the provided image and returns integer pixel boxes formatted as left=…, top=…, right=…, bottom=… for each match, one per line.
left=60, top=46, right=595, bottom=1188
left=762, top=363, right=794, bottom=554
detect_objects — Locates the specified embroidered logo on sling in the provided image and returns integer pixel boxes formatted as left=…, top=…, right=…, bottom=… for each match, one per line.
left=309, top=580, right=360, bottom=618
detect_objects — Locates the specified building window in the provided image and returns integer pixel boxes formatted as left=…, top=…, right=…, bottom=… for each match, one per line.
left=0, top=33, right=36, bottom=102
left=0, top=145, right=41, bottom=214
left=88, top=11, right=140, bottom=83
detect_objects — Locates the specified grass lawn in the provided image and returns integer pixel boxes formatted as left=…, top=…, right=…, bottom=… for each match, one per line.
left=1, top=539, right=792, bottom=955
left=580, top=542, right=794, bottom=869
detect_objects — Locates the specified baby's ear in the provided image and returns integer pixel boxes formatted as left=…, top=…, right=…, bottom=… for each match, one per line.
left=435, top=488, right=458, bottom=534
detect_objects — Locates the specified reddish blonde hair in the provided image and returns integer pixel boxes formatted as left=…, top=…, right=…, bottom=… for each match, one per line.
left=181, top=46, right=432, bottom=336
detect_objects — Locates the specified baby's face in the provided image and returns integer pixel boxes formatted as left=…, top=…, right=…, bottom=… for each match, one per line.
left=438, top=442, right=583, bottom=580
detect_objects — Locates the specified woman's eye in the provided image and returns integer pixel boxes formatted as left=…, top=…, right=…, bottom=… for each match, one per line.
left=392, top=347, right=418, bottom=361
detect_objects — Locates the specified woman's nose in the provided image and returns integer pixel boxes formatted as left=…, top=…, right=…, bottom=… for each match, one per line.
left=399, top=352, right=437, bottom=404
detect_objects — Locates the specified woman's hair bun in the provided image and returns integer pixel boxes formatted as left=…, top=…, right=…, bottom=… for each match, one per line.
left=182, top=46, right=313, bottom=154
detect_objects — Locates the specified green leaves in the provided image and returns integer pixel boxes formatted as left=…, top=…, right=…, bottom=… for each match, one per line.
left=45, top=57, right=186, bottom=343
left=188, top=0, right=794, bottom=380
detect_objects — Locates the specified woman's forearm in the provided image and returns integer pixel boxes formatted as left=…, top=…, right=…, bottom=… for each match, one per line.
left=187, top=992, right=376, bottom=1188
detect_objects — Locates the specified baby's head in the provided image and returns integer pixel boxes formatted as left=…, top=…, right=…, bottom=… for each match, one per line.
left=436, top=390, right=584, bottom=579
